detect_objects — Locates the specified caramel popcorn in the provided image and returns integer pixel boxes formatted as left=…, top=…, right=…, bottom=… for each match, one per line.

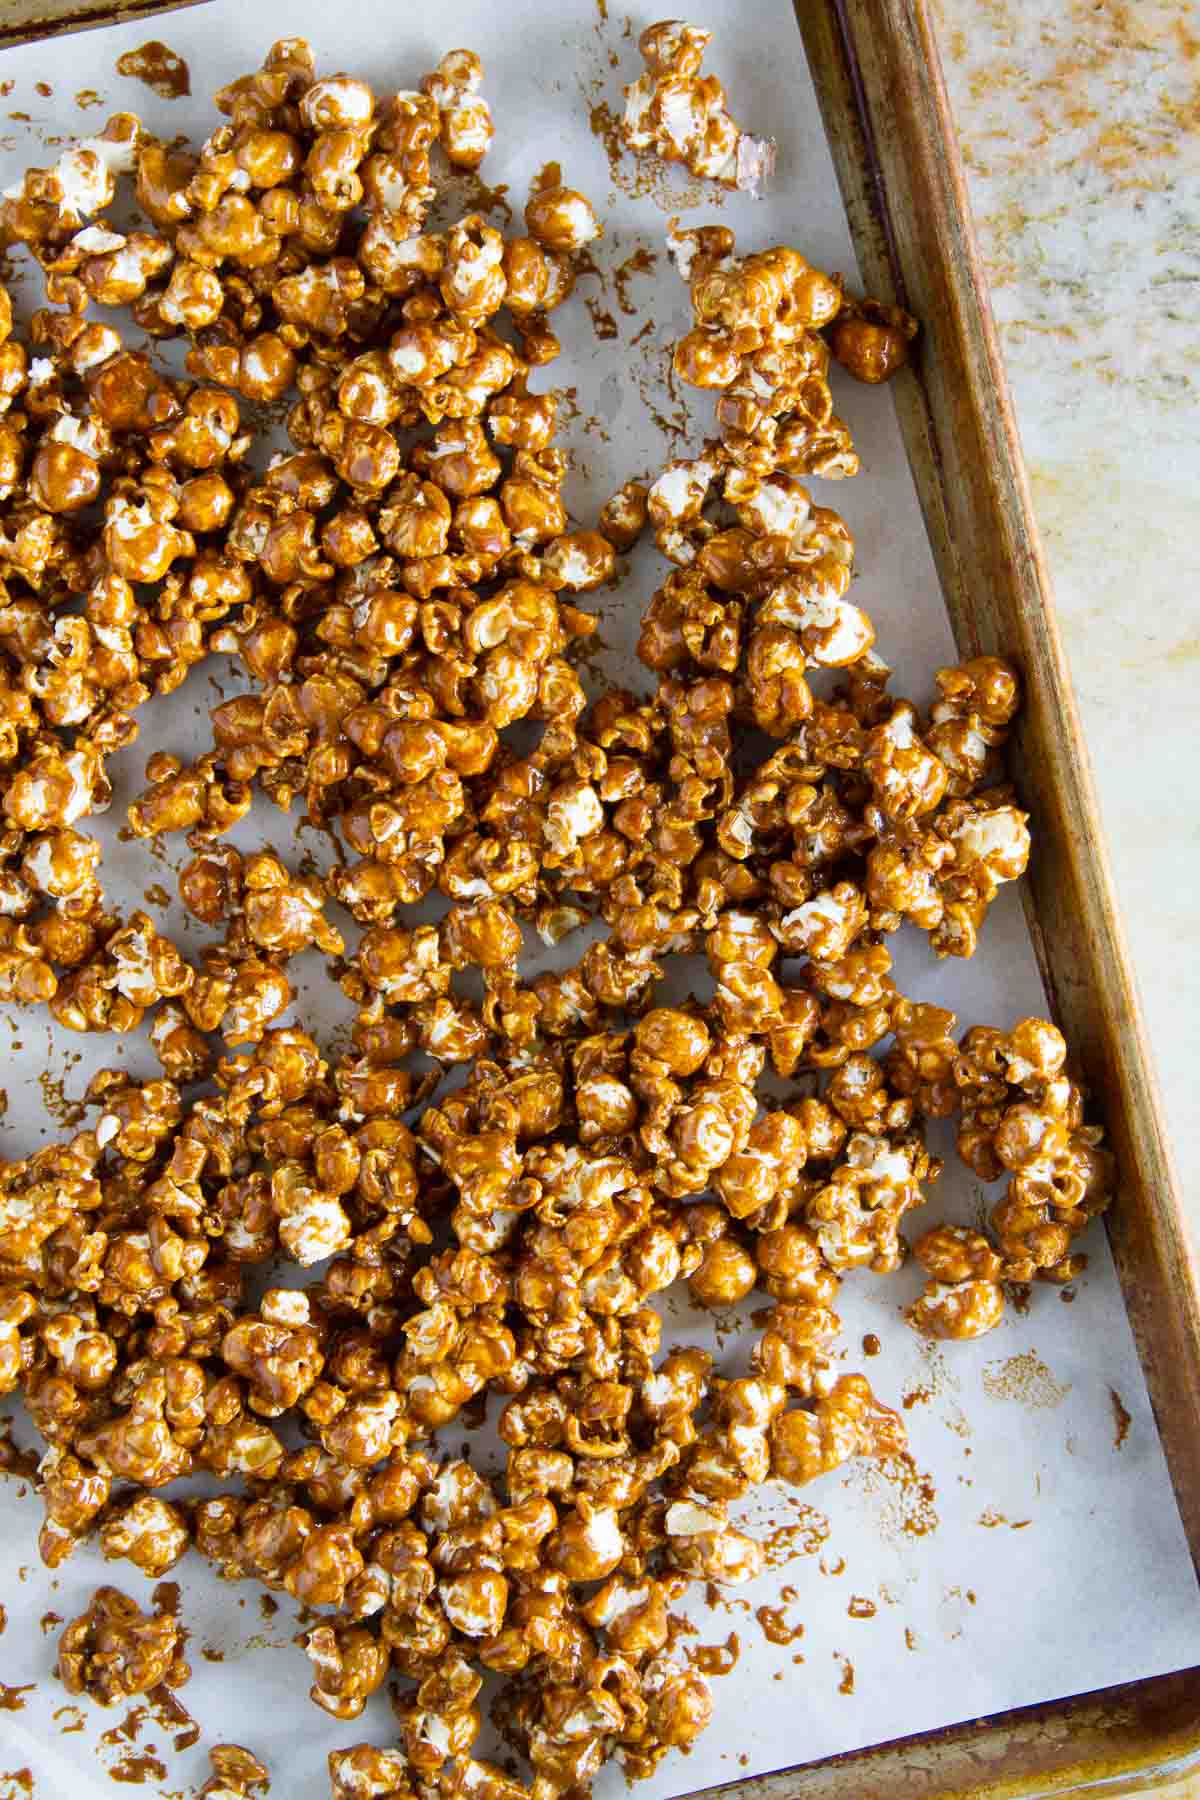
left=99, top=1494, right=191, bottom=1576
left=0, top=26, right=1109, bottom=1800
left=903, top=1017, right=1114, bottom=1336
left=622, top=23, right=776, bottom=195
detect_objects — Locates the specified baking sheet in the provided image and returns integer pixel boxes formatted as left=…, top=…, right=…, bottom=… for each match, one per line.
left=0, top=2, right=1197, bottom=1796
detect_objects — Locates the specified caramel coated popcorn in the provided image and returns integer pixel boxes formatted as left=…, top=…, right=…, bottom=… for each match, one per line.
left=903, top=1016, right=1114, bottom=1337
left=0, top=24, right=1111, bottom=1800
left=200, top=1745, right=270, bottom=1800
left=57, top=1583, right=190, bottom=1704
left=622, top=23, right=776, bottom=195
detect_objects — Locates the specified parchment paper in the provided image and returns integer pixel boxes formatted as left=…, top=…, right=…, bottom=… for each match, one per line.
left=0, top=3, right=1197, bottom=1797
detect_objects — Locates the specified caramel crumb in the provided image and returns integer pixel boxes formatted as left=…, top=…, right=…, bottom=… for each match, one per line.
left=109, top=1753, right=167, bottom=1786
left=115, top=42, right=190, bottom=101
left=584, top=295, right=619, bottom=341
left=756, top=1605, right=804, bottom=1647
left=982, top=1352, right=1070, bottom=1409
left=100, top=1706, right=146, bottom=1748
left=1110, top=1386, right=1132, bottom=1449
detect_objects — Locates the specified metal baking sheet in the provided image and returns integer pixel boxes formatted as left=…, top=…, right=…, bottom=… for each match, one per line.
left=0, top=3, right=1197, bottom=1796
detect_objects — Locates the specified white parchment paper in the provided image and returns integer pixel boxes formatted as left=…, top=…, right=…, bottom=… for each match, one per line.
left=0, top=2, right=1196, bottom=1796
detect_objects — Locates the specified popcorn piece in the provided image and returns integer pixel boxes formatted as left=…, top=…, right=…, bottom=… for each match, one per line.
left=622, top=22, right=776, bottom=195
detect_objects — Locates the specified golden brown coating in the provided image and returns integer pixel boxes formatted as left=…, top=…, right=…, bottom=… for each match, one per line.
left=199, top=1745, right=270, bottom=1800
left=0, top=28, right=1113, bottom=1800
left=904, top=1018, right=1114, bottom=1339
left=57, top=1584, right=190, bottom=1704
left=622, top=24, right=776, bottom=195
left=829, top=295, right=918, bottom=384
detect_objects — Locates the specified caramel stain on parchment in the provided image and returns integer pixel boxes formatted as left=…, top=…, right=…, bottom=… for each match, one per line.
left=1110, top=1386, right=1132, bottom=1449
left=34, top=84, right=50, bottom=99
left=833, top=1654, right=855, bottom=1695
left=761, top=1506, right=829, bottom=1565
left=0, top=1604, right=5, bottom=1635
left=846, top=1452, right=940, bottom=1541
left=977, top=1508, right=1032, bottom=1529
left=0, top=1771, right=33, bottom=1798
left=37, top=1068, right=84, bottom=1129
left=702, top=1582, right=750, bottom=1618
left=847, top=1595, right=877, bottom=1620
left=75, top=91, right=105, bottom=110
left=116, top=43, right=190, bottom=101
left=586, top=98, right=719, bottom=212
left=904, top=1338, right=962, bottom=1422
left=101, top=1706, right=147, bottom=1748
left=982, top=1351, right=1070, bottom=1409
left=0, top=1686, right=33, bottom=1712
left=38, top=1610, right=62, bottom=1634
left=54, top=1704, right=85, bottom=1734
left=584, top=295, right=619, bottom=341
left=613, top=246, right=655, bottom=315
left=437, top=168, right=512, bottom=225
left=862, top=1333, right=881, bottom=1357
